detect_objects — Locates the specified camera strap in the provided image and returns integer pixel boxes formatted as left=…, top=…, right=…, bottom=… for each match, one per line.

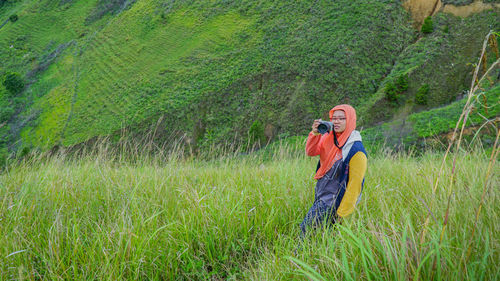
left=331, top=128, right=343, bottom=149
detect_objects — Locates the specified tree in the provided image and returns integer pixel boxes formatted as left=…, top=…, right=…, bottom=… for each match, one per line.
left=395, top=73, right=408, bottom=92
left=415, top=84, right=429, bottom=105
left=421, top=16, right=434, bottom=34
left=385, top=82, right=399, bottom=103
left=385, top=73, right=409, bottom=105
left=9, top=14, right=18, bottom=22
left=0, top=99, right=14, bottom=122
left=249, top=120, right=266, bottom=147
left=3, top=73, right=24, bottom=97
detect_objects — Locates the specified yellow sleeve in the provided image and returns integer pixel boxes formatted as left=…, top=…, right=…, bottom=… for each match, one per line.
left=336, top=151, right=367, bottom=218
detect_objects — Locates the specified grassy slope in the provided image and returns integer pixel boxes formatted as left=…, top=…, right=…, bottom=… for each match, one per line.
left=362, top=84, right=500, bottom=149
left=2, top=0, right=416, bottom=150
left=0, top=149, right=497, bottom=280
left=0, top=0, right=97, bottom=72
left=22, top=2, right=255, bottom=147
left=0, top=0, right=102, bottom=153
left=0, top=0, right=497, bottom=155
left=358, top=10, right=500, bottom=125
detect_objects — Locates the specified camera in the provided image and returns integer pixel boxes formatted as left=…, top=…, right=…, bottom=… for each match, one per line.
left=317, top=121, right=333, bottom=134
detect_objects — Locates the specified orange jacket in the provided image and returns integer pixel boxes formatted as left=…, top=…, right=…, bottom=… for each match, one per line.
left=306, top=104, right=357, bottom=180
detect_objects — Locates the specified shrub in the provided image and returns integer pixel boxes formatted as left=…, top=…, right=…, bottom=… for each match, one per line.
left=249, top=120, right=266, bottom=147
left=421, top=16, right=434, bottom=34
left=3, top=72, right=24, bottom=96
left=0, top=124, right=10, bottom=147
left=415, top=84, right=430, bottom=105
left=385, top=73, right=409, bottom=105
left=9, top=14, right=18, bottom=22
left=0, top=147, right=8, bottom=168
left=0, top=105, right=14, bottom=122
left=17, top=146, right=31, bottom=159
left=385, top=82, right=399, bottom=104
left=395, top=73, right=409, bottom=92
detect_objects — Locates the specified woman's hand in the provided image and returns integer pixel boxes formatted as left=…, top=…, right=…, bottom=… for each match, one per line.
left=312, top=119, right=321, bottom=135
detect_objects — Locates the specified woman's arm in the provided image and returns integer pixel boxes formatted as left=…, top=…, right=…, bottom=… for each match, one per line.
left=305, top=131, right=322, bottom=156
left=337, top=151, right=367, bottom=217
left=306, top=119, right=323, bottom=156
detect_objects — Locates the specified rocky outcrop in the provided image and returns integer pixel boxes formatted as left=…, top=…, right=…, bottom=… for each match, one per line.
left=403, top=0, right=442, bottom=26
left=442, top=0, right=500, bottom=17
left=403, top=0, right=500, bottom=26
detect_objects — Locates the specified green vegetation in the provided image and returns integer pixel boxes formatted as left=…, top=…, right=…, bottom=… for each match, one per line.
left=85, top=0, right=136, bottom=24
left=421, top=16, right=434, bottom=34
left=384, top=82, right=398, bottom=103
left=0, top=146, right=497, bottom=280
left=0, top=2, right=497, bottom=278
left=363, top=84, right=500, bottom=149
left=384, top=73, right=409, bottom=105
left=1, top=0, right=417, bottom=151
left=358, top=10, right=499, bottom=126
left=0, top=97, right=14, bottom=122
left=0, top=0, right=497, bottom=158
left=0, top=80, right=13, bottom=121
left=248, top=120, right=266, bottom=147
left=2, top=72, right=23, bottom=96
left=395, top=72, right=409, bottom=92
left=415, top=84, right=430, bottom=105
left=409, top=85, right=500, bottom=138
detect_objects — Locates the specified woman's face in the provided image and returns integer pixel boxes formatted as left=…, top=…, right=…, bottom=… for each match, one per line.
left=331, top=110, right=346, bottom=133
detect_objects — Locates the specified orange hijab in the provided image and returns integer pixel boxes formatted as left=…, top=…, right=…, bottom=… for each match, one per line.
left=314, top=104, right=357, bottom=180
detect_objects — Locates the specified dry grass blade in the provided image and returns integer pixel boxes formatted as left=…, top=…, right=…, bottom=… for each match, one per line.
left=464, top=128, right=499, bottom=262
left=438, top=30, right=498, bottom=242
left=419, top=29, right=498, bottom=257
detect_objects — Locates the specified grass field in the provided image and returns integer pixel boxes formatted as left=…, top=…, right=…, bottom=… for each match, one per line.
left=0, top=141, right=498, bottom=280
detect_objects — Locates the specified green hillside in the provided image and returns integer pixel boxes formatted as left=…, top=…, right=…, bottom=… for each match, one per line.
left=0, top=0, right=498, bottom=156
left=362, top=84, right=500, bottom=150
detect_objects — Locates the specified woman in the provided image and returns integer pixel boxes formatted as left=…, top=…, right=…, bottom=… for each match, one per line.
left=300, top=104, right=367, bottom=236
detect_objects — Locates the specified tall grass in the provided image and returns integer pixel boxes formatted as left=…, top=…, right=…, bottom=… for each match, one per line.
left=0, top=141, right=498, bottom=280
left=0, top=32, right=497, bottom=280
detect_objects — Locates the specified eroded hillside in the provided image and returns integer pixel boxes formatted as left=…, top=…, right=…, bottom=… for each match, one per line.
left=404, top=0, right=500, bottom=25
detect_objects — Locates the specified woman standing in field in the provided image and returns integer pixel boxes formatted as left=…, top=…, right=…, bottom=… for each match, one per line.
left=300, top=104, right=367, bottom=236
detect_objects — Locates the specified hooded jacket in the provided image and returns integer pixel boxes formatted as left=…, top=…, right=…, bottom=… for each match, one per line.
left=305, top=105, right=367, bottom=217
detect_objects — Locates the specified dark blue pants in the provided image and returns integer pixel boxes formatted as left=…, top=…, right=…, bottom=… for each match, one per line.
left=300, top=200, right=337, bottom=237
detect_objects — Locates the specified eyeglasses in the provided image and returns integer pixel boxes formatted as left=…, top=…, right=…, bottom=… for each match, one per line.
left=331, top=117, right=346, bottom=122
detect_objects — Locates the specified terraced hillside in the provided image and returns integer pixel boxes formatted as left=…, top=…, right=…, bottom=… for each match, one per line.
left=0, top=0, right=498, bottom=156
left=22, top=2, right=257, bottom=148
